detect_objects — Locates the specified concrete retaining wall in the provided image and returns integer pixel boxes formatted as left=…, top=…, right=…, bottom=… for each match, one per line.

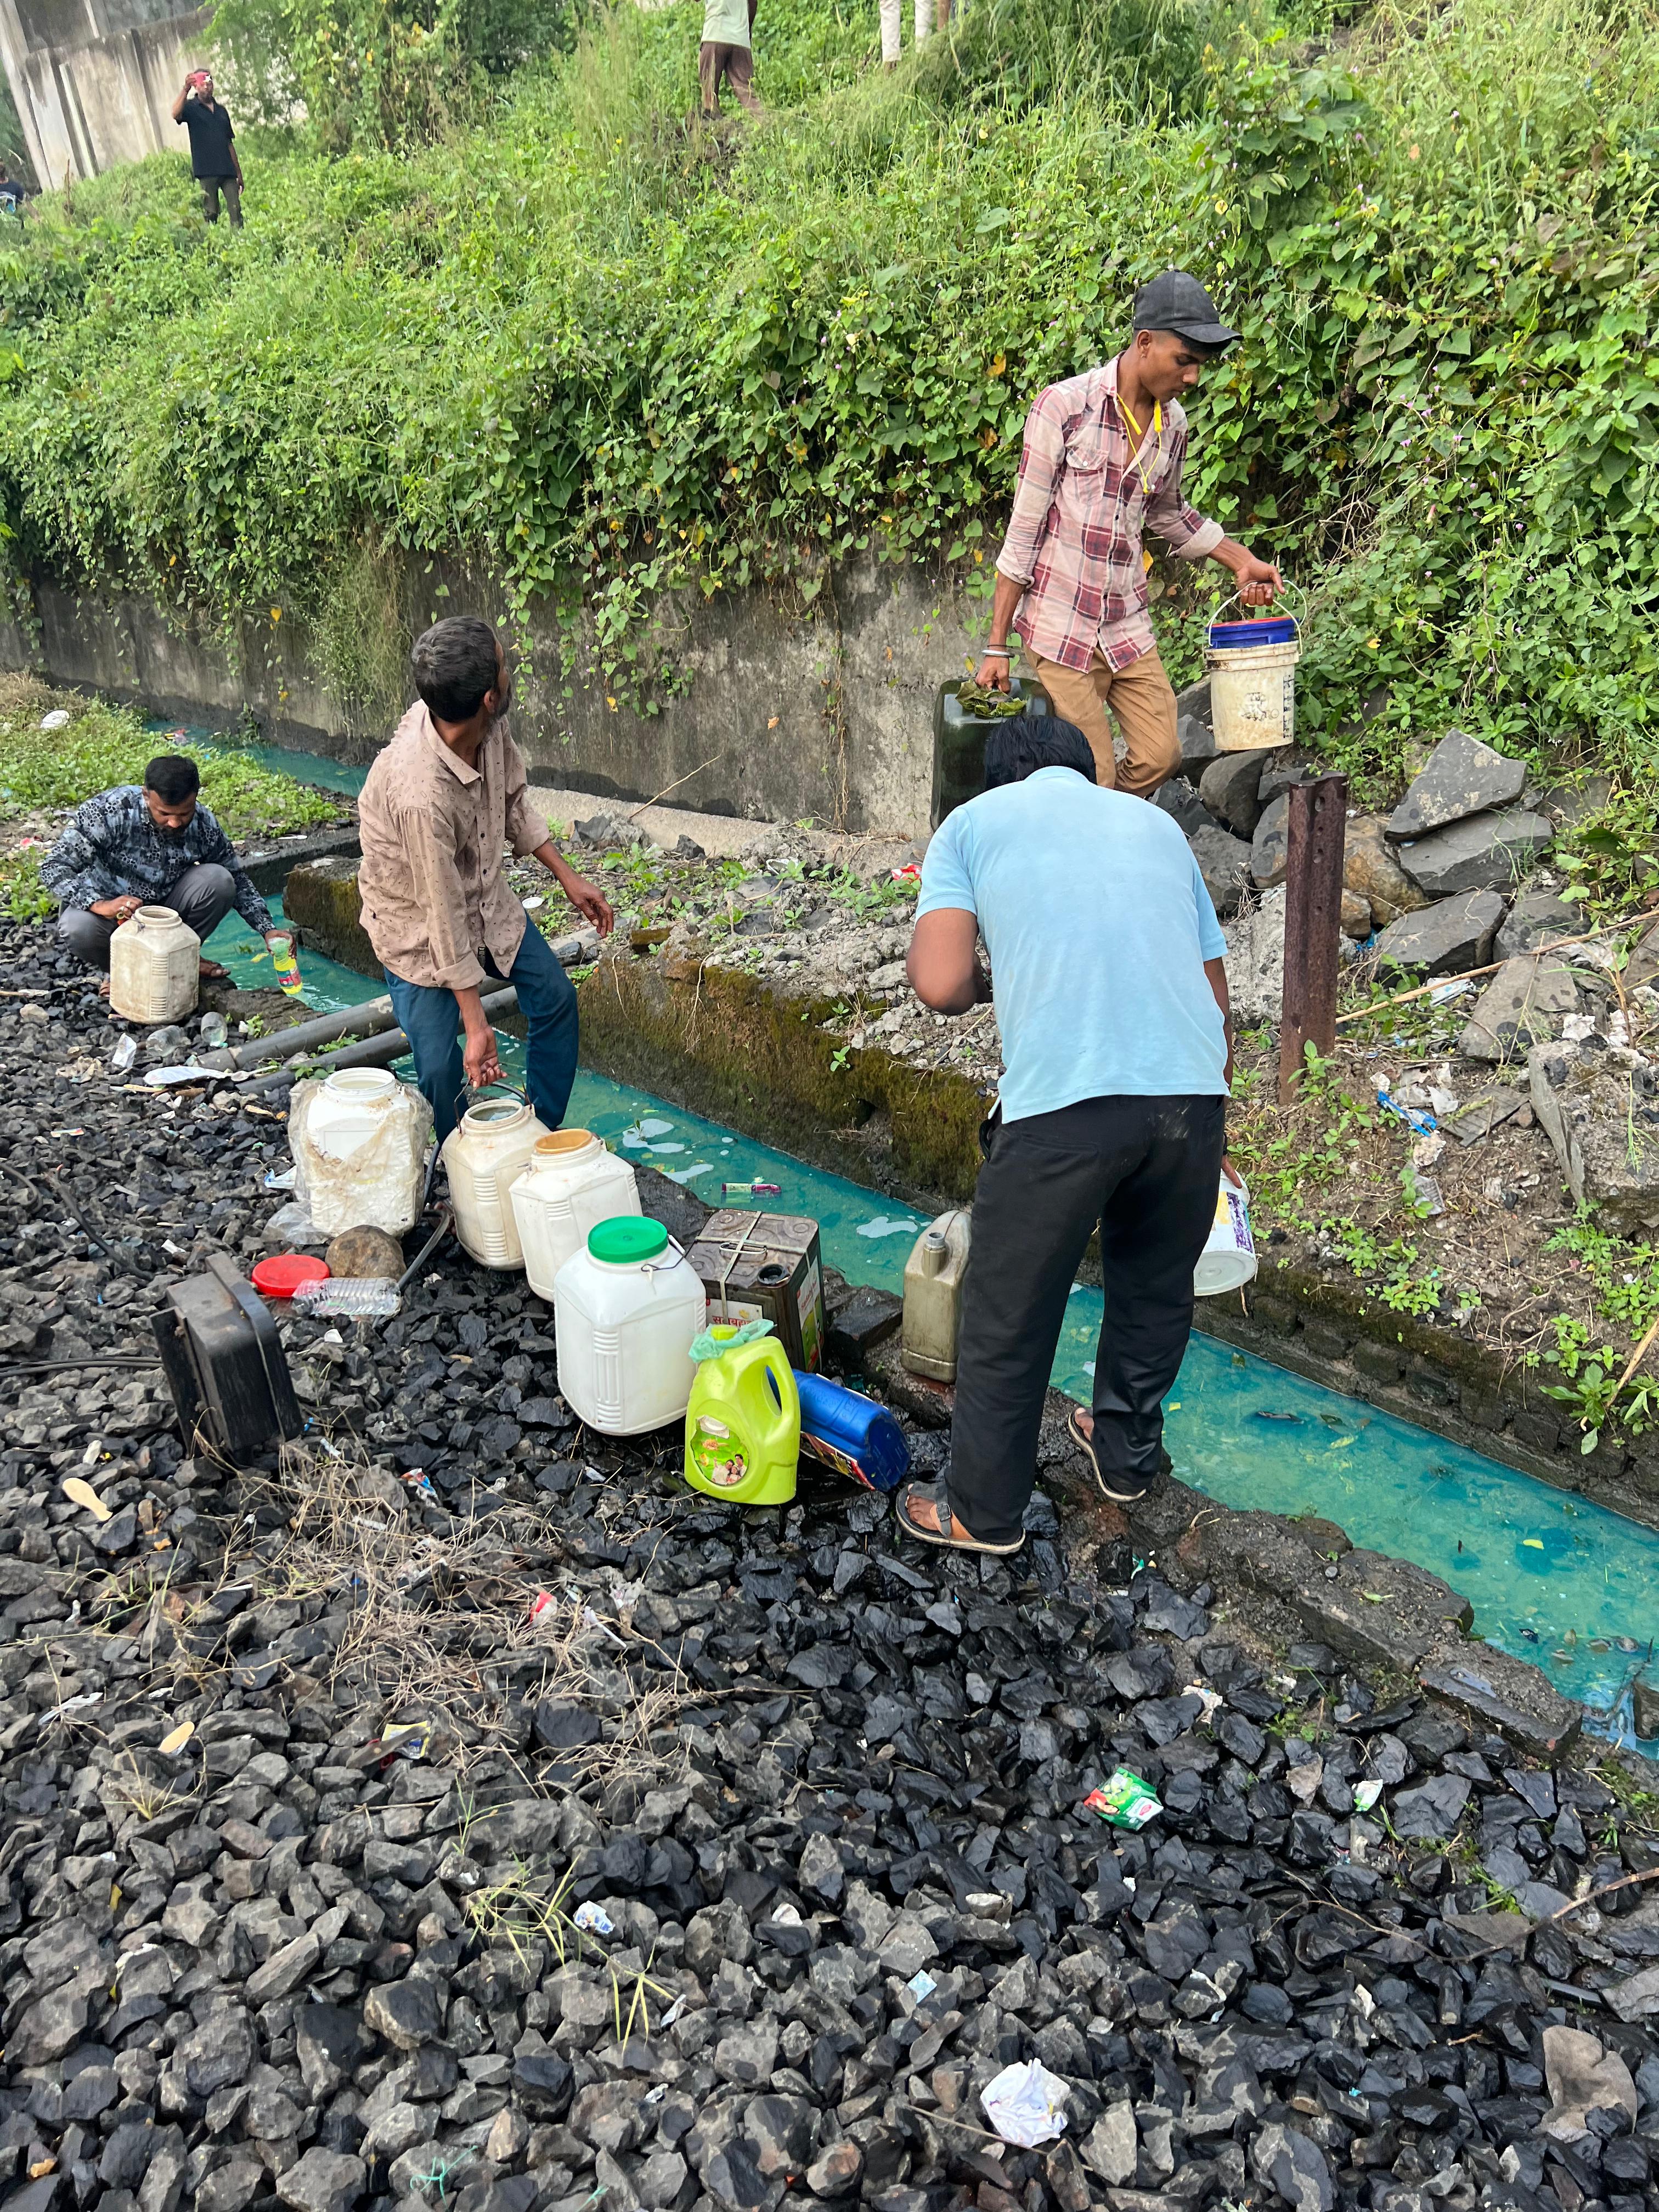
left=1, top=550, right=990, bottom=839
left=0, top=0, right=208, bottom=185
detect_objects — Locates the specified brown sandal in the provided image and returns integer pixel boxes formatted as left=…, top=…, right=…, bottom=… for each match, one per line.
left=895, top=1480, right=1025, bottom=1556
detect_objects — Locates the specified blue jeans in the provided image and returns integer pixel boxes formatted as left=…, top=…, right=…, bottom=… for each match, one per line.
left=385, top=923, right=579, bottom=1147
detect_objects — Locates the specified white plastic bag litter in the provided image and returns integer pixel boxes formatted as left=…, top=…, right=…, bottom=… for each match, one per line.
left=980, top=2059, right=1071, bottom=2148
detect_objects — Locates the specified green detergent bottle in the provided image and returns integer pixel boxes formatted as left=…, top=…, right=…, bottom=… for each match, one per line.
left=684, top=1321, right=800, bottom=1506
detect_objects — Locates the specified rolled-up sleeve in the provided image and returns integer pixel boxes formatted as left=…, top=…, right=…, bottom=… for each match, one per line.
left=994, top=387, right=1066, bottom=589
left=502, top=739, right=550, bottom=858
left=394, top=802, right=486, bottom=992
left=1146, top=419, right=1224, bottom=561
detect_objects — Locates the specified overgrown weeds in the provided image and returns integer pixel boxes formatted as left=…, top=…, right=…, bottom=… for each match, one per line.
left=8, top=0, right=1659, bottom=769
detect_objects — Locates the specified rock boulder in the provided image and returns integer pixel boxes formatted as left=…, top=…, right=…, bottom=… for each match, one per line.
left=1385, top=729, right=1527, bottom=840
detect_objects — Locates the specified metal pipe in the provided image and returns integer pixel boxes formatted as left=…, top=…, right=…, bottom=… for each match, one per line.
left=231, top=992, right=399, bottom=1067
left=237, top=988, right=520, bottom=1094
left=1278, top=773, right=1350, bottom=1106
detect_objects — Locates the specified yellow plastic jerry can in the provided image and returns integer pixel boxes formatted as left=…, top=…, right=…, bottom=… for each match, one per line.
left=684, top=1329, right=800, bottom=1505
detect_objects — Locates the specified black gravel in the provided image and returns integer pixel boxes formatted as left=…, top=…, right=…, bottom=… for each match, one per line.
left=2, top=917, right=1658, bottom=2212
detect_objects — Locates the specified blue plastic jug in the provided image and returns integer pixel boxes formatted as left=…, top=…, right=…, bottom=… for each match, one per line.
left=794, top=1370, right=911, bottom=1493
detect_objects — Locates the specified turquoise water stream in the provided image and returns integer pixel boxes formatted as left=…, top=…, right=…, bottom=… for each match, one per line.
left=171, top=687, right=1659, bottom=1749
left=204, top=904, right=1659, bottom=1750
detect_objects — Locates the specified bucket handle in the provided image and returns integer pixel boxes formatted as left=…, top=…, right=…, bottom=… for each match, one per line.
left=1208, top=577, right=1307, bottom=638
left=456, top=1079, right=532, bottom=1119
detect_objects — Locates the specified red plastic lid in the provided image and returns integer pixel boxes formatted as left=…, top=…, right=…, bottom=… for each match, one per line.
left=252, top=1254, right=329, bottom=1299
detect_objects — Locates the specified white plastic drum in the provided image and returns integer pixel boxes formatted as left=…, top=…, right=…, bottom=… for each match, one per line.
left=1194, top=1166, right=1257, bottom=1296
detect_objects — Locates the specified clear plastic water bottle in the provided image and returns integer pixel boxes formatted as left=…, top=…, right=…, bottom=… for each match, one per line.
left=270, top=933, right=304, bottom=997
left=293, top=1276, right=401, bottom=1318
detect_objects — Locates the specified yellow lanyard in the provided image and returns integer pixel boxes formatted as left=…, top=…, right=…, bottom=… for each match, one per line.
left=1115, top=392, right=1162, bottom=495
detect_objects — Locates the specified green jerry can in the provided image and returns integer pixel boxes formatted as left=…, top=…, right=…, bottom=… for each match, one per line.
left=930, top=675, right=1052, bottom=827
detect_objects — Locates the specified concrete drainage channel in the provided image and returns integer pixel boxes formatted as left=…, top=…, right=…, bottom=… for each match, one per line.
left=206, top=901, right=1659, bottom=1764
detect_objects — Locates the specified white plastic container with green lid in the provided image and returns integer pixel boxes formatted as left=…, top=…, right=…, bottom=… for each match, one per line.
left=553, top=1215, right=707, bottom=1435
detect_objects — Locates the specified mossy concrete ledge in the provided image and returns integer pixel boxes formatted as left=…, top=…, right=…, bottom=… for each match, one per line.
left=281, top=858, right=988, bottom=1202
left=577, top=937, right=987, bottom=1206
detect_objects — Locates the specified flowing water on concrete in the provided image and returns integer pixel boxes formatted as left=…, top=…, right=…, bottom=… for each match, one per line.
left=208, top=896, right=1659, bottom=1752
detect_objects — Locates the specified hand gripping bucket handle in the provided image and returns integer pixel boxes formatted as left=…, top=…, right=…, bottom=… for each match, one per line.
left=1206, top=577, right=1307, bottom=640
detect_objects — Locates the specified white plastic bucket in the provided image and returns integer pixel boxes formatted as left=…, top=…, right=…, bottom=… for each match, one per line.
left=1203, top=592, right=1302, bottom=754
left=1194, top=1166, right=1257, bottom=1296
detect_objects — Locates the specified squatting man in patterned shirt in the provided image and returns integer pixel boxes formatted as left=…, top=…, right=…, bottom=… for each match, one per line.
left=974, top=269, right=1283, bottom=795
left=41, top=754, right=286, bottom=991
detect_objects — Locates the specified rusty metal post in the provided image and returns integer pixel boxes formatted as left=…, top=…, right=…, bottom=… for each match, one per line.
left=1278, top=772, right=1350, bottom=1107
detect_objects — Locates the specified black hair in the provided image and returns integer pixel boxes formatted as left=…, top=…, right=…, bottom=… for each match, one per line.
left=411, top=616, right=503, bottom=723
left=144, top=754, right=201, bottom=804
left=983, top=715, right=1098, bottom=789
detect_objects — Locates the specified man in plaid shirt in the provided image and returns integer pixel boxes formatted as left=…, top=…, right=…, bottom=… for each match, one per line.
left=975, top=271, right=1282, bottom=796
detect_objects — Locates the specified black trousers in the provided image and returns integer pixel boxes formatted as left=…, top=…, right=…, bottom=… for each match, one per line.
left=947, top=1093, right=1226, bottom=1544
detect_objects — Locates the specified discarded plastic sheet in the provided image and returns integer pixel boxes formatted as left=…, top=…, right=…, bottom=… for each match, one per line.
left=264, top=1166, right=296, bottom=1190
left=380, top=1722, right=430, bottom=1762
left=980, top=2058, right=1071, bottom=2149
left=574, top=1900, right=614, bottom=1937
left=528, top=1590, right=559, bottom=1627
left=1353, top=1779, right=1383, bottom=1812
left=1375, top=1085, right=1436, bottom=1135
left=159, top=1720, right=195, bottom=1758
left=906, top=1970, right=938, bottom=2002
left=1182, top=1681, right=1223, bottom=1722
left=145, top=1065, right=210, bottom=1088
left=1083, top=1768, right=1163, bottom=1830
left=110, top=1034, right=139, bottom=1074
left=722, top=1181, right=781, bottom=1198
left=61, top=1476, right=111, bottom=1522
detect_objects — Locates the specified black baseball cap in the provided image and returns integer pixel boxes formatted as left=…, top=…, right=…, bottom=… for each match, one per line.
left=1131, top=270, right=1238, bottom=348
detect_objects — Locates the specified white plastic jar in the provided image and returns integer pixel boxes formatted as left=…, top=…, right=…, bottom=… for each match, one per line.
left=441, top=1093, right=549, bottom=1269
left=553, top=1216, right=706, bottom=1435
left=109, top=906, right=199, bottom=1024
left=510, top=1130, right=641, bottom=1300
left=290, top=1067, right=433, bottom=1237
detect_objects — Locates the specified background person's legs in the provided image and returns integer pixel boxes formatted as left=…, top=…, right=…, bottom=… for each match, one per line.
left=1026, top=652, right=1118, bottom=788
left=220, top=177, right=243, bottom=228
left=383, top=970, right=467, bottom=1147
left=945, top=1111, right=1108, bottom=1545
left=879, top=0, right=901, bottom=62
left=722, top=46, right=761, bottom=112
left=492, top=924, right=580, bottom=1132
left=698, top=41, right=721, bottom=110
left=57, top=909, right=115, bottom=970
left=165, top=862, right=238, bottom=946
left=1101, top=649, right=1181, bottom=797
left=1090, top=1096, right=1226, bottom=1486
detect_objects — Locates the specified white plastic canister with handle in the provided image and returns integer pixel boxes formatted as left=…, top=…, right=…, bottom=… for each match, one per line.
left=1194, top=1165, right=1257, bottom=1296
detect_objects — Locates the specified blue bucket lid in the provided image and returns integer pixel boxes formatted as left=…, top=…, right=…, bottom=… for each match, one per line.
left=1207, top=616, right=1298, bottom=648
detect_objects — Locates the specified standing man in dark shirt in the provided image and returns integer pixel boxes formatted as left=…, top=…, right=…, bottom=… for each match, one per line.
left=172, top=71, right=243, bottom=228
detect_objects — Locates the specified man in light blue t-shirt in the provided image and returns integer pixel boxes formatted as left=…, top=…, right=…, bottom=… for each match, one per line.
left=895, top=715, right=1233, bottom=1555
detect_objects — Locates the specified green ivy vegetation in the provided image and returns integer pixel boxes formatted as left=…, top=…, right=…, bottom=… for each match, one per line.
left=0, top=0, right=1656, bottom=777
left=0, top=695, right=338, bottom=836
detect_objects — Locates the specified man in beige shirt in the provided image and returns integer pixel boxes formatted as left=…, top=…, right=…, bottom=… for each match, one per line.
left=358, top=617, right=614, bottom=1143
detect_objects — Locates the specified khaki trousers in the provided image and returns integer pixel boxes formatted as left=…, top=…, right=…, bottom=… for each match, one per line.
left=1027, top=646, right=1181, bottom=797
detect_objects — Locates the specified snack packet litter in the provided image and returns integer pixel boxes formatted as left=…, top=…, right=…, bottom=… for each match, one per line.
left=1083, top=1768, right=1163, bottom=1830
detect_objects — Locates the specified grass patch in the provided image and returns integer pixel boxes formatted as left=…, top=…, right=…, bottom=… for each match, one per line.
left=0, top=679, right=338, bottom=838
